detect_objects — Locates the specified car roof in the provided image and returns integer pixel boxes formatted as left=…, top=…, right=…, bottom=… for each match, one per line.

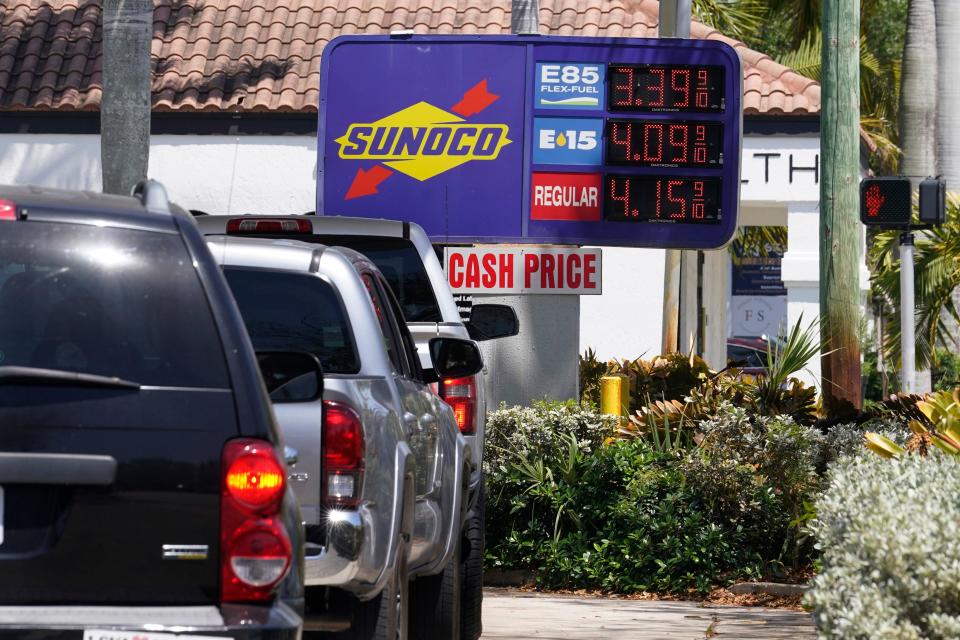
left=194, top=213, right=419, bottom=239
left=0, top=184, right=179, bottom=233
left=205, top=235, right=331, bottom=272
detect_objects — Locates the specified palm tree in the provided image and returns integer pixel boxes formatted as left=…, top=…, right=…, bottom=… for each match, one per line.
left=900, top=0, right=937, bottom=184
left=101, top=0, right=153, bottom=195
left=936, top=1, right=960, bottom=188
left=869, top=194, right=960, bottom=370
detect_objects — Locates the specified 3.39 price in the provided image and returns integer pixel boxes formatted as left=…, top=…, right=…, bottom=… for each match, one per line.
left=605, top=120, right=723, bottom=167
left=603, top=176, right=721, bottom=224
left=608, top=64, right=725, bottom=113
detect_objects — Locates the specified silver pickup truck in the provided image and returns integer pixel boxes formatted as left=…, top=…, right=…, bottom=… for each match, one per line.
left=197, top=214, right=517, bottom=640
left=206, top=235, right=481, bottom=640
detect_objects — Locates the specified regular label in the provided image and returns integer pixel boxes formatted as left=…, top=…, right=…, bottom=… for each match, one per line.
left=531, top=172, right=602, bottom=221
left=535, top=63, right=605, bottom=110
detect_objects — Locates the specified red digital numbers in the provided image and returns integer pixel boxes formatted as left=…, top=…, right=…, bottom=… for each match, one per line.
left=606, top=120, right=722, bottom=167
left=609, top=64, right=724, bottom=113
left=603, top=176, right=720, bottom=224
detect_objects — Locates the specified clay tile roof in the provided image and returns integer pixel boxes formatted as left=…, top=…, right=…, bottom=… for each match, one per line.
left=0, top=0, right=820, bottom=115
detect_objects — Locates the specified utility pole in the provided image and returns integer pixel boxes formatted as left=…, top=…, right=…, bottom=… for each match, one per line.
left=659, top=0, right=692, bottom=355
left=820, top=0, right=862, bottom=415
left=101, top=0, right=153, bottom=195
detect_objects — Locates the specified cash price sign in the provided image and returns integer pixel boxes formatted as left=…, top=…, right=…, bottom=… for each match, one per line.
left=318, top=35, right=742, bottom=249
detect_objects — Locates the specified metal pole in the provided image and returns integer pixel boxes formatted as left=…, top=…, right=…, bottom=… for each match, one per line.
left=900, top=232, right=916, bottom=394
left=511, top=0, right=540, bottom=34
left=659, top=0, right=691, bottom=354
left=659, top=0, right=692, bottom=38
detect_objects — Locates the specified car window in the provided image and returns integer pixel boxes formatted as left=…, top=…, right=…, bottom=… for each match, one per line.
left=0, top=221, right=229, bottom=387
left=224, top=268, right=360, bottom=374
left=376, top=274, right=423, bottom=382
left=361, top=273, right=406, bottom=374
left=315, top=236, right=443, bottom=323
left=727, top=345, right=767, bottom=369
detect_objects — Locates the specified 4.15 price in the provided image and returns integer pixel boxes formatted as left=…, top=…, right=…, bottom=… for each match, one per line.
left=603, top=176, right=721, bottom=224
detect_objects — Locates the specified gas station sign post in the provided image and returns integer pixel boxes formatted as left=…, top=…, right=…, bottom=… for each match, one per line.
left=318, top=35, right=743, bottom=250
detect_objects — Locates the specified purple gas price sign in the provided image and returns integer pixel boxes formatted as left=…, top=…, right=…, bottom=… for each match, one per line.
left=318, top=35, right=742, bottom=249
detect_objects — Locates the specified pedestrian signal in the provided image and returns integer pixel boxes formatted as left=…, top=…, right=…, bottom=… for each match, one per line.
left=860, top=177, right=912, bottom=227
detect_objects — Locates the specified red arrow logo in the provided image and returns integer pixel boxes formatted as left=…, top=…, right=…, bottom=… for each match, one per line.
left=865, top=183, right=886, bottom=217
left=451, top=79, right=500, bottom=117
left=345, top=166, right=393, bottom=200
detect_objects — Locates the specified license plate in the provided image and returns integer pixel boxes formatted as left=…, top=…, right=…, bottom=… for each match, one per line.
left=84, top=632, right=230, bottom=640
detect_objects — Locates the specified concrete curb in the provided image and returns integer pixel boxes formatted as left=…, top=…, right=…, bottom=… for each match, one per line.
left=484, top=569, right=537, bottom=587
left=728, top=582, right=810, bottom=597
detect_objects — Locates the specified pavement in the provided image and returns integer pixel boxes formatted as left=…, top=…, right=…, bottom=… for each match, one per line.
left=480, top=589, right=816, bottom=639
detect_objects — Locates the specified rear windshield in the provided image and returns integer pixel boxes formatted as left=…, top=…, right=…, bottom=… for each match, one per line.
left=310, top=236, right=442, bottom=323
left=0, top=221, right=228, bottom=387
left=223, top=268, right=360, bottom=374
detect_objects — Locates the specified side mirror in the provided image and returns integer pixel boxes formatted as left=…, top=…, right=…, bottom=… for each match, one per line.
left=465, top=304, right=519, bottom=341
left=426, top=338, right=484, bottom=382
left=255, top=351, right=324, bottom=403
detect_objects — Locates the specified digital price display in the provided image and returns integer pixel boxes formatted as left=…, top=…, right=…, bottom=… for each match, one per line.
left=608, top=65, right=725, bottom=112
left=605, top=119, right=723, bottom=167
left=604, top=176, right=721, bottom=224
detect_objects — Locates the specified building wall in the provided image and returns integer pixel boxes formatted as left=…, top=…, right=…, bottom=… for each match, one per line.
left=0, top=133, right=317, bottom=214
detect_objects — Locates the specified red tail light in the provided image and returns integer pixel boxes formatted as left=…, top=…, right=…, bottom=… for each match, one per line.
left=0, top=199, right=17, bottom=221
left=440, top=376, right=477, bottom=435
left=226, top=217, right=313, bottom=234
left=322, top=401, right=364, bottom=508
left=221, top=439, right=291, bottom=603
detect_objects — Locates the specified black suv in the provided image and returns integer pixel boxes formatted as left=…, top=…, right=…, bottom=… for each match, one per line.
left=0, top=182, right=305, bottom=638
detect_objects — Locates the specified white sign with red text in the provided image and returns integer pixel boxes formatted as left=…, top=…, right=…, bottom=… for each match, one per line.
left=444, top=247, right=602, bottom=295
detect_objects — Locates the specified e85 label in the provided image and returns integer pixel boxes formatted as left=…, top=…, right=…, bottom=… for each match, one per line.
left=535, top=63, right=605, bottom=110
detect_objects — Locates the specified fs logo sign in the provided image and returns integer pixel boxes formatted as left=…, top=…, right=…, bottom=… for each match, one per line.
left=335, top=80, right=511, bottom=200
left=533, top=118, right=603, bottom=166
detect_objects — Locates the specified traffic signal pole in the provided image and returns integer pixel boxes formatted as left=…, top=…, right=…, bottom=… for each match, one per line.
left=899, top=232, right=916, bottom=393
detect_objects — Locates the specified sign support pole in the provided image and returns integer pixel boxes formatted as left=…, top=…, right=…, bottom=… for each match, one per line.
left=659, top=0, right=693, bottom=355
left=899, top=231, right=916, bottom=394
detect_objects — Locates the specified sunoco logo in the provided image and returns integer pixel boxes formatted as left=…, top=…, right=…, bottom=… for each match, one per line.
left=335, top=80, right=511, bottom=199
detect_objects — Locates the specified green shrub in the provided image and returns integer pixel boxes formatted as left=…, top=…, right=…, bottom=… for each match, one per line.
left=578, top=348, right=607, bottom=406
left=682, top=405, right=823, bottom=566
left=806, top=455, right=960, bottom=638
left=486, top=434, right=763, bottom=593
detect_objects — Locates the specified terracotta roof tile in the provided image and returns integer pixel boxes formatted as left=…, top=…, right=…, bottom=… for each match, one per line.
left=0, top=0, right=820, bottom=115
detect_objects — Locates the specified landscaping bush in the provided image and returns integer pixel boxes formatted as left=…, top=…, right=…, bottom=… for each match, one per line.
left=484, top=400, right=829, bottom=593
left=683, top=405, right=823, bottom=567
left=806, top=454, right=960, bottom=639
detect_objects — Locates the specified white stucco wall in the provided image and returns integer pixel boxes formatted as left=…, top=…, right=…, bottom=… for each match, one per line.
left=0, top=133, right=317, bottom=214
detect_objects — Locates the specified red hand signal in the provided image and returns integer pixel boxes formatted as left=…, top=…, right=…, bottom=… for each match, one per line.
left=865, top=183, right=886, bottom=217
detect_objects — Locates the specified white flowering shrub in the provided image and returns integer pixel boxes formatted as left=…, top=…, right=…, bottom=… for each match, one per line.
left=483, top=400, right=616, bottom=477
left=806, top=454, right=960, bottom=639
left=821, top=418, right=912, bottom=466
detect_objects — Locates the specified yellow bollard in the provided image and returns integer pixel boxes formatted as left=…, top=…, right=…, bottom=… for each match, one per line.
left=600, top=374, right=630, bottom=424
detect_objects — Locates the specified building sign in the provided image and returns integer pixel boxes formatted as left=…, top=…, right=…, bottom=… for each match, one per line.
left=730, top=226, right=787, bottom=337
left=444, top=247, right=602, bottom=295
left=318, top=36, right=742, bottom=249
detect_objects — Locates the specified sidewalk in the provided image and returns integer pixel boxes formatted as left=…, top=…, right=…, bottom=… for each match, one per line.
left=481, top=589, right=816, bottom=639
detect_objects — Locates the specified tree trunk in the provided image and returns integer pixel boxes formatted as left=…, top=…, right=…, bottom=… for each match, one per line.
left=820, top=0, right=863, bottom=417
left=937, top=1, right=960, bottom=188
left=101, top=0, right=153, bottom=195
left=900, top=0, right=938, bottom=184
